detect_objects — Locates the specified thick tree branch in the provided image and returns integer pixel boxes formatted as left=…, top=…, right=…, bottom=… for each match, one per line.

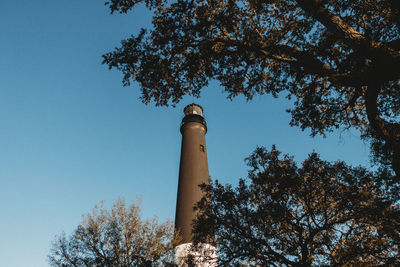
left=185, top=38, right=337, bottom=78
left=387, top=39, right=400, bottom=50
left=365, top=85, right=391, bottom=140
left=296, top=0, right=400, bottom=65
left=296, top=0, right=365, bottom=45
left=365, top=83, right=400, bottom=177
left=265, top=44, right=334, bottom=74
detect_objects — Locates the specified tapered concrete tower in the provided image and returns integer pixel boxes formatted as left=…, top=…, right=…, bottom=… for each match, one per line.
left=175, top=104, right=217, bottom=266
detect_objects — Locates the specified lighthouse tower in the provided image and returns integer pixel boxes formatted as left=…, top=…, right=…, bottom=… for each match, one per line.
left=174, top=104, right=217, bottom=266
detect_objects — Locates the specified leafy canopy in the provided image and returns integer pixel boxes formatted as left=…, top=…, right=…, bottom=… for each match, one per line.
left=193, top=146, right=400, bottom=266
left=103, top=0, right=400, bottom=178
left=48, top=199, right=179, bottom=267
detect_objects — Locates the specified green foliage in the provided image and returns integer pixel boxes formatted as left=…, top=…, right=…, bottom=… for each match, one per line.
left=193, top=146, right=400, bottom=266
left=48, top=199, right=178, bottom=267
left=103, top=0, right=400, bottom=178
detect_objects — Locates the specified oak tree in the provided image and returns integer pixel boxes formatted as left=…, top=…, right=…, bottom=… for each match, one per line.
left=103, top=0, right=400, bottom=178
left=192, top=147, right=400, bottom=266
left=48, top=199, right=178, bottom=267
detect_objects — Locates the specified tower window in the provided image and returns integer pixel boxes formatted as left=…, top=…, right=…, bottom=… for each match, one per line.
left=200, top=144, right=205, bottom=152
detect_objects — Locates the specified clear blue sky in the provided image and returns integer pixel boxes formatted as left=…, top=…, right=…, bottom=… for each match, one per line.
left=0, top=1, right=370, bottom=266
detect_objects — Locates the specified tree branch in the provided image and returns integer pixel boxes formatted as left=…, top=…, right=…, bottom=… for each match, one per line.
left=365, top=83, right=400, bottom=177
left=296, top=0, right=400, bottom=65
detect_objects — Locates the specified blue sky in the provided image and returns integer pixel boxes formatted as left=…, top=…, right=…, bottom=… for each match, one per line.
left=0, top=1, right=371, bottom=266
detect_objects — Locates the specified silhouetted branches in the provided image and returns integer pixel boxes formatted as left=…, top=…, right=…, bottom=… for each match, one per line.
left=193, top=146, right=400, bottom=266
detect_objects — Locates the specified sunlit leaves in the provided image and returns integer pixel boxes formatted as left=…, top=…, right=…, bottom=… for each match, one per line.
left=48, top=199, right=178, bottom=266
left=103, top=0, right=400, bottom=176
left=193, top=147, right=400, bottom=266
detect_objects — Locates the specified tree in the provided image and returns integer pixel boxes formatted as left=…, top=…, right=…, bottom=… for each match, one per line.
left=192, top=147, right=400, bottom=266
left=102, top=0, right=400, bottom=178
left=48, top=199, right=179, bottom=267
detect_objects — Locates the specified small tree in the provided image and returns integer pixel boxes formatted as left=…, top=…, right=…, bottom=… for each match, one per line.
left=48, top=199, right=179, bottom=267
left=193, top=147, right=400, bottom=266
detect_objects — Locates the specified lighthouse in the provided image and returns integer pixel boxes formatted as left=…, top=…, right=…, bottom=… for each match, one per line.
left=174, top=104, right=217, bottom=266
